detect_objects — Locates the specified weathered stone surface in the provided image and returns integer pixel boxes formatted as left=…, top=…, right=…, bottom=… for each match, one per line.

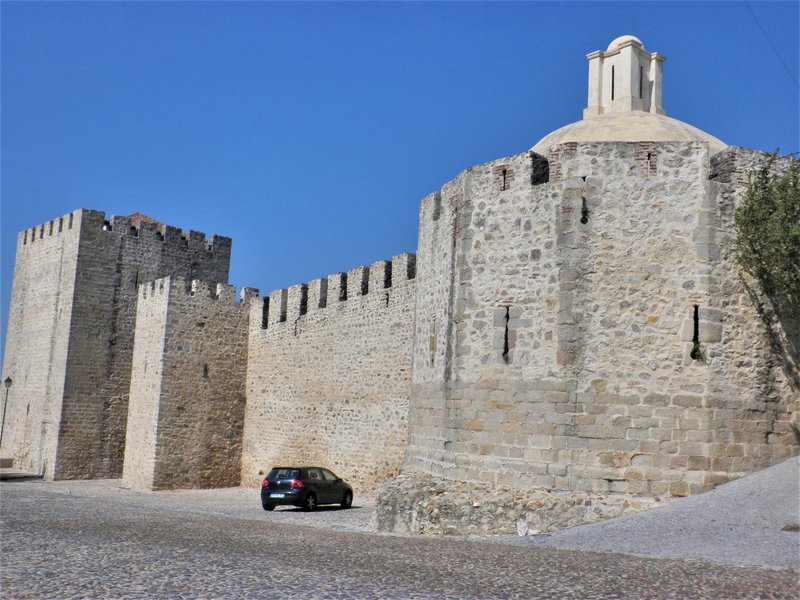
left=373, top=470, right=664, bottom=536
left=240, top=254, right=416, bottom=494
left=403, top=141, right=799, bottom=507
left=0, top=209, right=230, bottom=480
left=122, top=277, right=251, bottom=490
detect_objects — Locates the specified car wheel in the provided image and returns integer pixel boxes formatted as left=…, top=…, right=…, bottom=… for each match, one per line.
left=302, top=493, right=317, bottom=512
left=262, top=504, right=275, bottom=511
left=341, top=491, right=353, bottom=509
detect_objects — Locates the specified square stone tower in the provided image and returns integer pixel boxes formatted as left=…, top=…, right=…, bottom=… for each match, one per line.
left=1, top=209, right=231, bottom=479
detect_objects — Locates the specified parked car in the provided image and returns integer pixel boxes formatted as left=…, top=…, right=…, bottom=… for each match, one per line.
left=261, top=466, right=353, bottom=511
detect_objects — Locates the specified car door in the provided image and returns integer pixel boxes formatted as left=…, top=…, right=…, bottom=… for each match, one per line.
left=306, top=468, right=328, bottom=502
left=321, top=468, right=343, bottom=502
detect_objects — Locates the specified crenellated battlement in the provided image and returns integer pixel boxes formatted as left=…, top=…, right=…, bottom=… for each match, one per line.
left=90, top=210, right=231, bottom=253
left=256, top=253, right=416, bottom=329
left=139, top=275, right=258, bottom=305
left=19, top=209, right=80, bottom=246
left=18, top=208, right=232, bottom=255
left=709, top=146, right=797, bottom=184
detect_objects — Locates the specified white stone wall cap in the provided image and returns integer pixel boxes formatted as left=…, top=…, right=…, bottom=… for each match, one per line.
left=531, top=112, right=727, bottom=155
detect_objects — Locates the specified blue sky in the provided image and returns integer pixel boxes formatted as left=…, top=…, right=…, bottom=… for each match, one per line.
left=2, top=1, right=798, bottom=357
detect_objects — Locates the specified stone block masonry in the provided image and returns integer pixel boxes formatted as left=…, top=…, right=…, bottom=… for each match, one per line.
left=0, top=212, right=82, bottom=478
left=241, top=253, right=416, bottom=494
left=0, top=209, right=232, bottom=480
left=403, top=142, right=799, bottom=500
left=123, top=277, right=253, bottom=490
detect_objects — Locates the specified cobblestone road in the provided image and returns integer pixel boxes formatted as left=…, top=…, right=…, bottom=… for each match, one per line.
left=1, top=479, right=797, bottom=599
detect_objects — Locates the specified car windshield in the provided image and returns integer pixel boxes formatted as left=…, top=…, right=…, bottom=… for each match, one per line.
left=267, top=468, right=300, bottom=480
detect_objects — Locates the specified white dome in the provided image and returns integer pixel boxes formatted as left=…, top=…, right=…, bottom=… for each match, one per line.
left=607, top=35, right=644, bottom=51
left=531, top=111, right=727, bottom=155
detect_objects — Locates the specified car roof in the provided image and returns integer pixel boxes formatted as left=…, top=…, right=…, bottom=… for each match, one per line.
left=270, top=466, right=330, bottom=471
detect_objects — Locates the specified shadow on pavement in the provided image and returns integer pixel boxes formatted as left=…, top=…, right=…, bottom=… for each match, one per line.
left=0, top=471, right=43, bottom=482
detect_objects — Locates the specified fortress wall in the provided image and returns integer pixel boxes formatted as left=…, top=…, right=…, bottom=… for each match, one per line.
left=556, top=144, right=798, bottom=495
left=0, top=211, right=82, bottom=475
left=120, top=279, right=170, bottom=490
left=50, top=209, right=231, bottom=479
left=702, top=148, right=799, bottom=476
left=551, top=141, right=718, bottom=495
left=405, top=142, right=799, bottom=498
left=241, top=254, right=416, bottom=493
left=405, top=187, right=458, bottom=468
left=406, top=151, right=566, bottom=481
left=123, top=277, right=252, bottom=490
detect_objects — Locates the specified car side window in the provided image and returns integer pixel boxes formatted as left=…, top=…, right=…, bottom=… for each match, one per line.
left=321, top=469, right=338, bottom=481
left=308, top=468, right=322, bottom=481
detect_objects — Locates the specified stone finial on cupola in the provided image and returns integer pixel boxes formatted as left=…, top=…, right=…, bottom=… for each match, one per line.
left=584, top=35, right=666, bottom=119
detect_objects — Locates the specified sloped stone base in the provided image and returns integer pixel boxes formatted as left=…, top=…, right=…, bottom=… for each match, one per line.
left=373, top=470, right=666, bottom=536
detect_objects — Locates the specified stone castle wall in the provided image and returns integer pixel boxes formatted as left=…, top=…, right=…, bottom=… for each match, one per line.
left=241, top=254, right=416, bottom=493
left=0, top=209, right=232, bottom=479
left=405, top=143, right=799, bottom=497
left=702, top=148, right=799, bottom=477
left=123, top=277, right=253, bottom=490
left=2, top=145, right=796, bottom=504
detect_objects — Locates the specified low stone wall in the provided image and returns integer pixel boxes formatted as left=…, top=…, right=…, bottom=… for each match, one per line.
left=373, top=470, right=665, bottom=536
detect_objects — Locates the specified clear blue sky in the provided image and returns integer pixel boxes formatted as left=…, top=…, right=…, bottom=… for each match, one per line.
left=2, top=1, right=798, bottom=358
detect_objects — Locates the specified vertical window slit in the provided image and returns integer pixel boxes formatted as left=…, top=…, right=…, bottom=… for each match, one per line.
left=639, top=66, right=643, bottom=98
left=202, top=364, right=209, bottom=378
left=502, top=306, right=510, bottom=361
left=690, top=305, right=702, bottom=360
left=611, top=66, right=615, bottom=100
left=502, top=169, right=508, bottom=190
left=580, top=197, right=589, bottom=224
left=429, top=318, right=437, bottom=368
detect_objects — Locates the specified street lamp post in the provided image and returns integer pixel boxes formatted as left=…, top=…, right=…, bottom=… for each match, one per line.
left=0, top=377, right=12, bottom=449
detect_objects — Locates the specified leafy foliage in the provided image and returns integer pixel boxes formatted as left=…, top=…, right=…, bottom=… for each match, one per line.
left=734, top=157, right=800, bottom=315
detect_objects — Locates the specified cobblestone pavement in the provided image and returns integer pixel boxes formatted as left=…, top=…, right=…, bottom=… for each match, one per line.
left=1, top=479, right=797, bottom=599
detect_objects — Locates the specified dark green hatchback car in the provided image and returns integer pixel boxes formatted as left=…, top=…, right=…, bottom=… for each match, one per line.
left=260, top=466, right=353, bottom=512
